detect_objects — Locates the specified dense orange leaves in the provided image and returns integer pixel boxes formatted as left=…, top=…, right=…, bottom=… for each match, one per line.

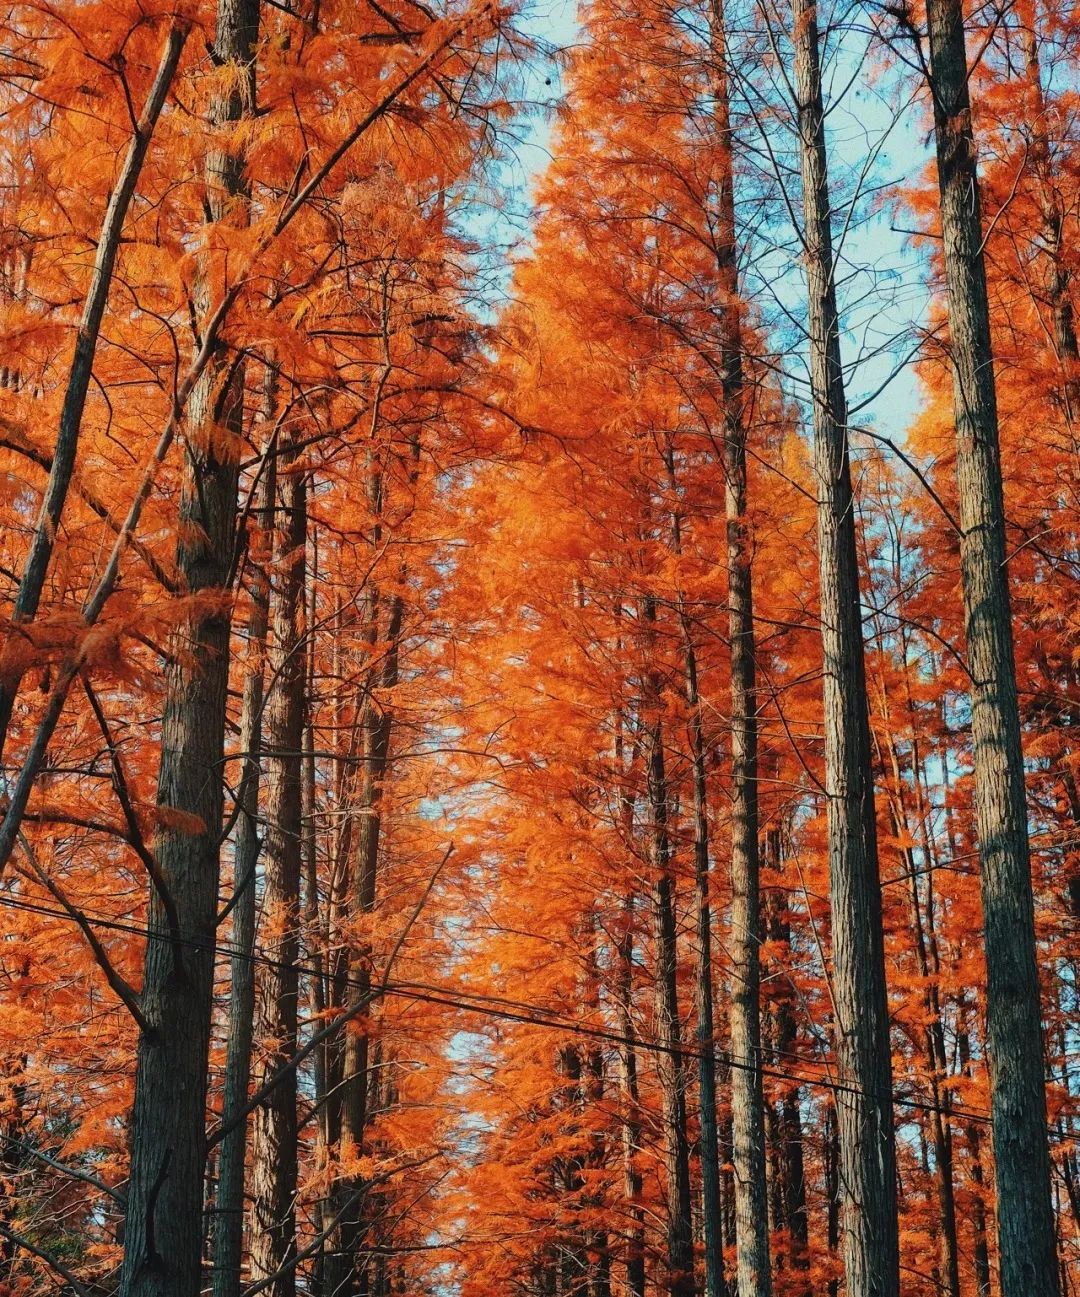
left=0, top=0, right=1075, bottom=1294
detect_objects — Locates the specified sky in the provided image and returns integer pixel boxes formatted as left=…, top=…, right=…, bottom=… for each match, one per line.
left=495, top=0, right=934, bottom=450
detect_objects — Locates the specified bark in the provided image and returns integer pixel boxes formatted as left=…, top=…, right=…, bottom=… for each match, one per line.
left=303, top=551, right=328, bottom=1293
left=684, top=623, right=728, bottom=1297
left=871, top=610, right=961, bottom=1297
left=615, top=742, right=647, bottom=1297
left=585, top=928, right=612, bottom=1297
left=791, top=1, right=899, bottom=1292
left=942, top=745, right=993, bottom=1297
left=642, top=600, right=696, bottom=1297
left=118, top=6, right=258, bottom=1293
left=924, top=3, right=1059, bottom=1293
left=958, top=1019, right=993, bottom=1297
left=664, top=452, right=729, bottom=1297
left=212, top=452, right=276, bottom=1297
left=249, top=442, right=307, bottom=1297
left=823, top=1100, right=840, bottom=1297
left=0, top=22, right=188, bottom=759
left=703, top=3, right=773, bottom=1289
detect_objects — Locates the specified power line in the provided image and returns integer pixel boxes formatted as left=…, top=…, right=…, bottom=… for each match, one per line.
left=0, top=887, right=1060, bottom=1138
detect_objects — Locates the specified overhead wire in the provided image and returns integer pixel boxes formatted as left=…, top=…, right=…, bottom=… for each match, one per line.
left=0, top=886, right=1068, bottom=1139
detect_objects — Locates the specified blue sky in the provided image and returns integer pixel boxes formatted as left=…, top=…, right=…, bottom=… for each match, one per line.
left=499, top=0, right=932, bottom=449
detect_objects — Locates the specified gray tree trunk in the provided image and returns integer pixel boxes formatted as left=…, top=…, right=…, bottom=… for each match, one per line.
left=118, top=6, right=258, bottom=1294
left=924, top=3, right=1059, bottom=1293
left=213, top=449, right=276, bottom=1297
left=249, top=441, right=307, bottom=1297
left=663, top=451, right=729, bottom=1297
left=0, top=21, right=188, bottom=760
left=790, top=1, right=900, bottom=1292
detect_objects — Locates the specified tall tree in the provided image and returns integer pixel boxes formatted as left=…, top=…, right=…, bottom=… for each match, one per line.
left=789, top=0, right=900, bottom=1292
left=118, top=2, right=259, bottom=1292
left=249, top=431, right=307, bottom=1296
left=920, top=0, right=1060, bottom=1290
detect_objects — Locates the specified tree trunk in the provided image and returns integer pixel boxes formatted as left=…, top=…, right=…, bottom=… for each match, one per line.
left=924, top=3, right=1059, bottom=1293
left=642, top=600, right=696, bottom=1297
left=664, top=451, right=729, bottom=1297
left=616, top=901, right=647, bottom=1297
left=0, top=21, right=188, bottom=761
left=213, top=449, right=276, bottom=1297
left=332, top=578, right=405, bottom=1295
left=249, top=441, right=307, bottom=1297
left=718, top=334, right=771, bottom=1297
left=791, top=2, right=899, bottom=1292
left=958, top=1018, right=994, bottom=1297
left=763, top=827, right=810, bottom=1292
left=118, top=6, right=258, bottom=1294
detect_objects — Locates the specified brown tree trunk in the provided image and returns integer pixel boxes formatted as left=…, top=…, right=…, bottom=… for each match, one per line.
left=0, top=21, right=188, bottom=761
left=303, top=551, right=328, bottom=1294
left=718, top=347, right=771, bottom=1297
left=1018, top=5, right=1079, bottom=427
left=924, top=3, right=1059, bottom=1293
left=642, top=599, right=696, bottom=1297
left=249, top=441, right=307, bottom=1297
left=118, top=7, right=258, bottom=1295
left=763, top=828, right=810, bottom=1292
left=663, top=452, right=729, bottom=1297
left=332, top=573, right=405, bottom=1294
left=823, top=1099, right=840, bottom=1297
left=791, top=2, right=899, bottom=1292
left=213, top=450, right=276, bottom=1297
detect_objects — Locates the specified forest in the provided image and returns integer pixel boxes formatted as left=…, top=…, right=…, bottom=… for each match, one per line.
left=0, top=0, right=1075, bottom=1294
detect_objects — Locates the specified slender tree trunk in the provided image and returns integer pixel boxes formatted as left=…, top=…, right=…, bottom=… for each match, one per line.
left=303, top=546, right=328, bottom=1296
left=615, top=744, right=647, bottom=1297
left=763, top=828, right=810, bottom=1292
left=823, top=1099, right=840, bottom=1297
left=119, top=7, right=258, bottom=1294
left=642, top=599, right=696, bottom=1297
left=718, top=351, right=771, bottom=1297
left=704, top=4, right=773, bottom=1287
left=958, top=1018, right=994, bottom=1297
left=249, top=441, right=307, bottom=1297
left=213, top=451, right=276, bottom=1297
left=1018, top=4, right=1080, bottom=428
left=585, top=926, right=612, bottom=1297
left=333, top=579, right=405, bottom=1295
left=871, top=633, right=961, bottom=1297
left=791, top=2, right=899, bottom=1292
left=924, top=4, right=1059, bottom=1293
left=664, top=454, right=729, bottom=1297
left=684, top=626, right=729, bottom=1297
